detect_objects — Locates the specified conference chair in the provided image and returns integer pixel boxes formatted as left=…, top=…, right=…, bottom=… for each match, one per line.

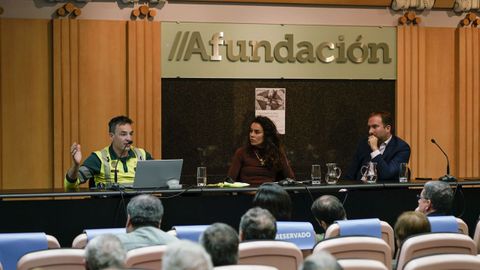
left=403, top=254, right=480, bottom=270
left=0, top=233, right=60, bottom=270
left=214, top=265, right=278, bottom=270
left=324, top=218, right=394, bottom=255
left=427, top=216, right=468, bottom=235
left=168, top=225, right=209, bottom=242
left=313, top=236, right=392, bottom=270
left=473, top=219, right=480, bottom=253
left=396, top=232, right=477, bottom=270
left=238, top=241, right=303, bottom=270
left=124, top=245, right=167, bottom=270
left=337, top=259, right=388, bottom=270
left=71, top=227, right=125, bottom=248
left=17, top=249, right=85, bottom=270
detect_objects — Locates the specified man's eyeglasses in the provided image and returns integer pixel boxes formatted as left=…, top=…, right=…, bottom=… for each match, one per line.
left=416, top=194, right=429, bottom=200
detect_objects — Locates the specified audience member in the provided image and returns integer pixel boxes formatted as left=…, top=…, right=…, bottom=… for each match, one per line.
left=310, top=195, right=347, bottom=241
left=85, top=234, right=126, bottom=270
left=227, top=116, right=295, bottom=185
left=200, top=223, right=239, bottom=266
left=415, top=180, right=454, bottom=216
left=162, top=240, right=213, bottom=270
left=116, top=194, right=177, bottom=250
left=345, top=111, right=410, bottom=181
left=394, top=211, right=430, bottom=249
left=253, top=182, right=292, bottom=220
left=300, top=251, right=343, bottom=270
left=239, top=207, right=277, bottom=241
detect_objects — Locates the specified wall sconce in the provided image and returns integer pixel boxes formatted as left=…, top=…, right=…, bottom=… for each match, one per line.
left=56, top=3, right=82, bottom=18
left=460, top=12, right=480, bottom=27
left=131, top=4, right=157, bottom=19
left=398, top=11, right=422, bottom=25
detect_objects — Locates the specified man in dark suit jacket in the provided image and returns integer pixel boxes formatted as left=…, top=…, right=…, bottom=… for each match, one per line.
left=345, top=111, right=411, bottom=181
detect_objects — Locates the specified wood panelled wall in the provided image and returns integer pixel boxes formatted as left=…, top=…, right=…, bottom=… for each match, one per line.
left=397, top=25, right=480, bottom=179
left=457, top=27, right=480, bottom=177
left=1, top=18, right=161, bottom=189
left=0, top=19, right=53, bottom=189
left=0, top=18, right=479, bottom=188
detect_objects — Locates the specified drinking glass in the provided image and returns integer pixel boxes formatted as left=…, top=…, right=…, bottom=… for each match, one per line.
left=196, top=167, right=207, bottom=186
left=399, top=163, right=409, bottom=183
left=311, top=164, right=322, bottom=185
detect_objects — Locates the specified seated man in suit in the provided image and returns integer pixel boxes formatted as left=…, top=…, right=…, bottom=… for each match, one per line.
left=345, top=111, right=411, bottom=181
left=116, top=194, right=178, bottom=251
left=415, top=180, right=454, bottom=216
left=65, top=115, right=153, bottom=189
left=239, top=207, right=277, bottom=241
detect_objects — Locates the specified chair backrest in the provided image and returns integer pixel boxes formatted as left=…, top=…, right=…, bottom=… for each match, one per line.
left=313, top=236, right=391, bottom=270
left=238, top=241, right=303, bottom=270
left=403, top=254, right=480, bottom=270
left=214, top=265, right=278, bottom=270
left=172, top=222, right=316, bottom=250
left=171, top=225, right=209, bottom=242
left=124, top=245, right=167, bottom=270
left=17, top=249, right=85, bottom=270
left=396, top=233, right=477, bottom=270
left=275, top=222, right=316, bottom=250
left=71, top=227, right=126, bottom=248
left=324, top=219, right=394, bottom=255
left=427, top=216, right=469, bottom=235
left=0, top=232, right=60, bottom=270
left=337, top=259, right=388, bottom=270
left=474, top=219, right=480, bottom=253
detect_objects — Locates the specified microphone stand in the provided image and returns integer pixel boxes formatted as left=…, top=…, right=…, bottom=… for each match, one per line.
left=110, top=141, right=132, bottom=190
left=430, top=139, right=456, bottom=182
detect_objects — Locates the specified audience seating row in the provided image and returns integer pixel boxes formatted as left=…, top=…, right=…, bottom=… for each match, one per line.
left=1, top=216, right=479, bottom=270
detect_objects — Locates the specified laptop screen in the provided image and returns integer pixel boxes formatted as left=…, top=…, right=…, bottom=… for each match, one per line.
left=133, top=159, right=183, bottom=189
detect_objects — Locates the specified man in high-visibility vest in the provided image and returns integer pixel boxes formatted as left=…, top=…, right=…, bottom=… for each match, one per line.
left=65, top=115, right=152, bottom=189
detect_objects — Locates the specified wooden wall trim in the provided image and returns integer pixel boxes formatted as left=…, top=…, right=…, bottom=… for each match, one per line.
left=457, top=27, right=480, bottom=177
left=397, top=25, right=427, bottom=179
left=397, top=26, right=458, bottom=179
left=127, top=21, right=161, bottom=159
left=53, top=19, right=80, bottom=188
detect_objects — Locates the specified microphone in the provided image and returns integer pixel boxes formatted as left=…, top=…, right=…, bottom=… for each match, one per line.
left=112, top=140, right=133, bottom=188
left=430, top=138, right=456, bottom=182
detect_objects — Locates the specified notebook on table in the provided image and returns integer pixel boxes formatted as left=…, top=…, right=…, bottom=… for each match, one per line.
left=129, top=159, right=183, bottom=189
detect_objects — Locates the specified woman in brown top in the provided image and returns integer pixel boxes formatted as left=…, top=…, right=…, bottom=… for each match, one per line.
left=227, top=116, right=295, bottom=185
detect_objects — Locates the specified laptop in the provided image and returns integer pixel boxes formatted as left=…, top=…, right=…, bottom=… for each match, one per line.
left=131, top=159, right=183, bottom=189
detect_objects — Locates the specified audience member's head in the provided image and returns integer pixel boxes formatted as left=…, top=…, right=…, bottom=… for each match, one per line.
left=239, top=207, right=277, bottom=241
left=200, top=223, right=239, bottom=267
left=253, top=182, right=292, bottom=220
left=85, top=234, right=126, bottom=270
left=162, top=240, right=213, bottom=270
left=311, top=195, right=347, bottom=230
left=126, top=194, right=164, bottom=232
left=300, top=251, right=343, bottom=270
left=394, top=211, right=431, bottom=247
left=416, top=180, right=454, bottom=216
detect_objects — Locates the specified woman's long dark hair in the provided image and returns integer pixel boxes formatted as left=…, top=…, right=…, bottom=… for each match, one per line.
left=253, top=182, right=292, bottom=220
left=246, top=116, right=285, bottom=169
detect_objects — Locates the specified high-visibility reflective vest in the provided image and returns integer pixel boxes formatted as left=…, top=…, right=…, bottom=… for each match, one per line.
left=93, top=146, right=146, bottom=185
